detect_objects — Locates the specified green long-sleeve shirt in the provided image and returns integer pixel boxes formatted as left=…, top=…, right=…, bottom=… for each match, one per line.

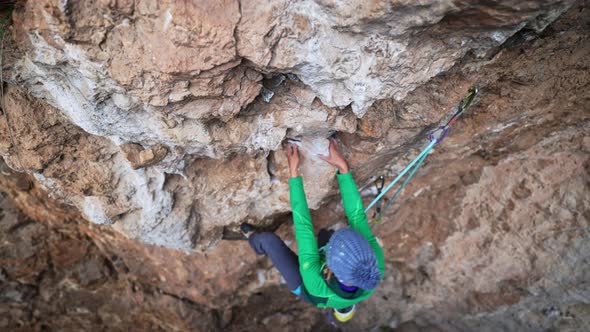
left=289, top=172, right=385, bottom=309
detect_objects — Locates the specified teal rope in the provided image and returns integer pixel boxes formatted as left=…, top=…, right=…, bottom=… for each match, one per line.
left=365, top=140, right=436, bottom=213
left=365, top=86, right=478, bottom=219
left=375, top=144, right=430, bottom=221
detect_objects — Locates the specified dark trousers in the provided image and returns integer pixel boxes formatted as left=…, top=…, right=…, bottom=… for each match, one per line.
left=247, top=229, right=334, bottom=292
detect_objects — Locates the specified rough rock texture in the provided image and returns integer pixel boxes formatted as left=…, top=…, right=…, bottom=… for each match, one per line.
left=0, top=192, right=220, bottom=332
left=1, top=0, right=590, bottom=331
left=0, top=0, right=579, bottom=251
left=0, top=166, right=325, bottom=331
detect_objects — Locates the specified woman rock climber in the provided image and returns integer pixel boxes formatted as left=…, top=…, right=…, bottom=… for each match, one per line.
left=241, top=138, right=385, bottom=322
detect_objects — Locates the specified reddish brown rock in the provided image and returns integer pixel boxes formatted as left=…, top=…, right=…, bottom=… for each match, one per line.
left=120, top=143, right=168, bottom=169
left=0, top=1, right=589, bottom=332
left=0, top=0, right=579, bottom=253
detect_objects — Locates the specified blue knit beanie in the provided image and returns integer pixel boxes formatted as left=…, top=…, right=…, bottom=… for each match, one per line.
left=326, top=228, right=381, bottom=290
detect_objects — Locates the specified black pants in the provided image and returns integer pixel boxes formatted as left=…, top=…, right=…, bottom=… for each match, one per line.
left=247, top=229, right=334, bottom=292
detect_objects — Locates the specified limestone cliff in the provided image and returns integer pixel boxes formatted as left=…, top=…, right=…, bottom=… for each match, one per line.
left=0, top=0, right=579, bottom=251
left=0, top=0, right=589, bottom=331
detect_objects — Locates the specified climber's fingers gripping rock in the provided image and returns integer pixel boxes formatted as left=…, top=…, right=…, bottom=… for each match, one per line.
left=287, top=143, right=300, bottom=178
left=319, top=138, right=349, bottom=174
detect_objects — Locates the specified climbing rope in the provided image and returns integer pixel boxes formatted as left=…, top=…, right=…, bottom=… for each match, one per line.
left=372, top=144, right=430, bottom=223
left=366, top=86, right=479, bottom=222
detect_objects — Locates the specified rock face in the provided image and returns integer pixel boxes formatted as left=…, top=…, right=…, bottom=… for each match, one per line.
left=0, top=192, right=221, bottom=332
left=1, top=0, right=578, bottom=251
left=1, top=0, right=589, bottom=331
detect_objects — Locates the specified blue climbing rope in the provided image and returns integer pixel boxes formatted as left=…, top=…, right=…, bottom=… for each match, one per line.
left=373, top=143, right=430, bottom=222
left=365, top=86, right=479, bottom=218
left=365, top=140, right=436, bottom=213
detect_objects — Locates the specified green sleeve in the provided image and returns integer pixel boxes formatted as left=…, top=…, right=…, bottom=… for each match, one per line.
left=289, top=177, right=336, bottom=298
left=336, top=172, right=385, bottom=275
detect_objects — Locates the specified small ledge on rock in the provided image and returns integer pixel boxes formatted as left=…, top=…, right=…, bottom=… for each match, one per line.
left=120, top=143, right=169, bottom=169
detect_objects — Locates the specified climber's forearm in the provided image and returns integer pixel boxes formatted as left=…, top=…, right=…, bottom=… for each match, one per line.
left=289, top=177, right=312, bottom=228
left=337, top=172, right=385, bottom=274
left=289, top=176, right=320, bottom=260
left=287, top=143, right=300, bottom=178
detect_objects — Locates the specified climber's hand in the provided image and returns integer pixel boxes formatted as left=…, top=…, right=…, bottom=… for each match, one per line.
left=287, top=143, right=300, bottom=178
left=319, top=138, right=349, bottom=174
